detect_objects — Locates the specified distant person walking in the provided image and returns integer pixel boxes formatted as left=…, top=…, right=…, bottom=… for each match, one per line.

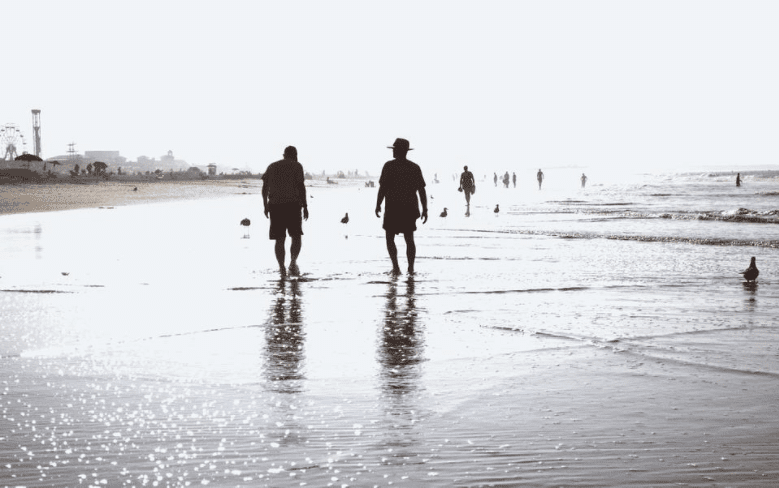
left=581, top=173, right=588, bottom=188
left=537, top=169, right=545, bottom=190
left=736, top=173, right=741, bottom=187
left=493, top=172, right=498, bottom=187
left=261, top=145, right=309, bottom=277
left=512, top=172, right=516, bottom=188
left=503, top=171, right=510, bottom=188
left=459, top=165, right=476, bottom=206
left=375, top=138, right=428, bottom=275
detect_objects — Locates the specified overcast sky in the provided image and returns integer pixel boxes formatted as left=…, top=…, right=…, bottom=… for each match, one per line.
left=4, top=1, right=779, bottom=175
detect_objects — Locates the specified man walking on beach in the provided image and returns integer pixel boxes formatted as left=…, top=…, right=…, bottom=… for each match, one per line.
left=537, top=168, right=545, bottom=190
left=459, top=165, right=476, bottom=207
left=262, top=146, right=309, bottom=277
left=375, top=138, right=428, bottom=275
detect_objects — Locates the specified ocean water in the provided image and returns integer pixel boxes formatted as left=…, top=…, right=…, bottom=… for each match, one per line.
left=1, top=169, right=778, bottom=487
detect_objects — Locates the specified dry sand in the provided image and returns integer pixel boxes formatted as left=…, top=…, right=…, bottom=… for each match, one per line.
left=0, top=178, right=262, bottom=215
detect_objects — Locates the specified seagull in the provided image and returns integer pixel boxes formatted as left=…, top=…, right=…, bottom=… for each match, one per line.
left=494, top=204, right=500, bottom=213
left=240, top=218, right=251, bottom=238
left=439, top=208, right=448, bottom=218
left=341, top=213, right=349, bottom=224
left=740, top=256, right=759, bottom=282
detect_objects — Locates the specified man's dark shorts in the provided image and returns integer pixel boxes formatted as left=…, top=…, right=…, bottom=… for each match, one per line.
left=268, top=203, right=303, bottom=240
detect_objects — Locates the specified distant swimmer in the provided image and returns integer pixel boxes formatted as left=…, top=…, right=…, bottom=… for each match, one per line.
left=581, top=173, right=588, bottom=188
left=440, top=207, right=448, bottom=218
left=736, top=173, right=741, bottom=187
left=740, top=256, right=759, bottom=282
left=494, top=204, right=500, bottom=213
left=459, top=165, right=476, bottom=206
left=537, top=169, right=544, bottom=190
left=341, top=213, right=349, bottom=224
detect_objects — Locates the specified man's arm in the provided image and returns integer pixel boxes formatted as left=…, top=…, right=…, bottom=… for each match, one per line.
left=375, top=186, right=385, bottom=218
left=261, top=180, right=270, bottom=218
left=419, top=187, right=428, bottom=224
left=297, top=170, right=309, bottom=220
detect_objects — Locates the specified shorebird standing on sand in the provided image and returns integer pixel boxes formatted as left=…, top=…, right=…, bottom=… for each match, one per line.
left=440, top=208, right=448, bottom=218
left=494, top=204, right=500, bottom=214
left=341, top=213, right=349, bottom=224
left=740, top=256, right=759, bottom=282
left=240, top=218, right=251, bottom=238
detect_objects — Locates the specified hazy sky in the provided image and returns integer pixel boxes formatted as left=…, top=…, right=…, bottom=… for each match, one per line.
left=4, top=1, right=779, bottom=175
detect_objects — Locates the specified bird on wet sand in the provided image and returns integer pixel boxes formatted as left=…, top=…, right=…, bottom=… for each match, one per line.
left=440, top=208, right=448, bottom=218
left=494, top=204, right=500, bottom=213
left=240, top=218, right=251, bottom=238
left=341, top=213, right=349, bottom=224
left=740, top=256, right=759, bottom=282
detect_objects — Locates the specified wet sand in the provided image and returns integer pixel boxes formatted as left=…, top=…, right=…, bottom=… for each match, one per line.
left=1, top=182, right=778, bottom=486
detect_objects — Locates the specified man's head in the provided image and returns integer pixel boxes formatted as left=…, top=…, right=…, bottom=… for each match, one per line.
left=388, top=138, right=412, bottom=158
left=463, top=165, right=468, bottom=171
left=284, top=146, right=298, bottom=161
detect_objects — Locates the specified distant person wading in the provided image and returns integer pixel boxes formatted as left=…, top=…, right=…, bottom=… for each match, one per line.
left=261, top=146, right=309, bottom=277
left=375, top=138, right=428, bottom=276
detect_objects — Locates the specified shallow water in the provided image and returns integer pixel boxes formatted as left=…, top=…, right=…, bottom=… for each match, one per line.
left=1, top=171, right=778, bottom=486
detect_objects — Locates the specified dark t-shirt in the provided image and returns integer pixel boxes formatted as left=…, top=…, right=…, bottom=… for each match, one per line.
left=261, top=159, right=306, bottom=206
left=460, top=171, right=475, bottom=190
left=379, top=158, right=426, bottom=225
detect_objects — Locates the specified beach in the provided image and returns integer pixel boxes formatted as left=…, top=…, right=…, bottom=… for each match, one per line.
left=1, top=173, right=778, bottom=487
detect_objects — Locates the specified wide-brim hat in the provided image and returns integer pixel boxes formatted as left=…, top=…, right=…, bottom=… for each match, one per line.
left=387, top=138, right=413, bottom=151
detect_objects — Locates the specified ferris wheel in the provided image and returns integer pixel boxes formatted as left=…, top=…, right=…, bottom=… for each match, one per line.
left=1, top=123, right=27, bottom=161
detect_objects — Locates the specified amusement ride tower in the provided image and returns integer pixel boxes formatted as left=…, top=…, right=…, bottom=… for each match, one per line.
left=31, top=109, right=42, bottom=158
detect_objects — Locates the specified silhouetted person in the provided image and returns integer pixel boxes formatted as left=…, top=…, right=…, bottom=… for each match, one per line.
left=493, top=172, right=498, bottom=187
left=262, top=146, right=309, bottom=277
left=375, top=138, right=428, bottom=275
left=537, top=168, right=544, bottom=189
left=736, top=173, right=741, bottom=187
left=581, top=173, right=588, bottom=188
left=459, top=165, right=476, bottom=206
left=503, top=171, right=510, bottom=188
left=512, top=172, right=516, bottom=188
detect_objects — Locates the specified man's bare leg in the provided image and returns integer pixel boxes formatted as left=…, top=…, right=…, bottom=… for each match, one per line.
left=275, top=237, right=287, bottom=276
left=385, top=231, right=401, bottom=275
left=404, top=232, right=416, bottom=274
left=289, top=236, right=302, bottom=275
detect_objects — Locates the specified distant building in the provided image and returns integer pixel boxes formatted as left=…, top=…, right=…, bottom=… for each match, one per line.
left=207, top=164, right=217, bottom=176
left=84, top=151, right=127, bottom=165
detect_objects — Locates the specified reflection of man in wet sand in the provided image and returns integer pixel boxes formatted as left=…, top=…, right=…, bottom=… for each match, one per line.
left=459, top=165, right=476, bottom=206
left=262, top=146, right=309, bottom=277
left=537, top=168, right=544, bottom=189
left=375, top=138, right=428, bottom=275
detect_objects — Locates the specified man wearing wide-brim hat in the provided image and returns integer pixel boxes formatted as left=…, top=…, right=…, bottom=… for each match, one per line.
left=375, top=138, right=428, bottom=275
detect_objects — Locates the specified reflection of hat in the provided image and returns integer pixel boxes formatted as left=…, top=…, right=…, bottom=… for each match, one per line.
left=387, top=138, right=413, bottom=151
